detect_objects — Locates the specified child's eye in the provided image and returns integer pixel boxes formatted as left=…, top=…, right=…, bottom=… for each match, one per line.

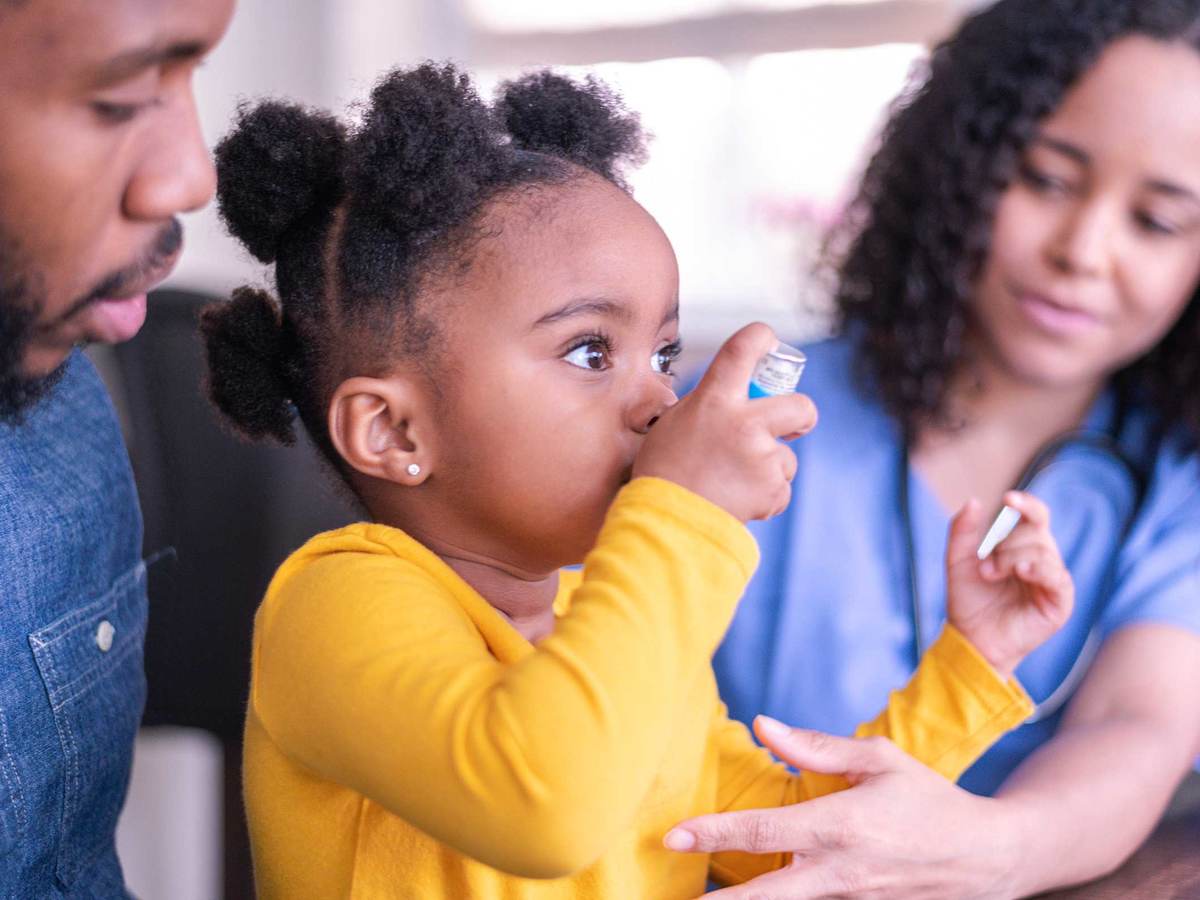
left=651, top=340, right=683, bottom=376
left=563, top=339, right=611, bottom=371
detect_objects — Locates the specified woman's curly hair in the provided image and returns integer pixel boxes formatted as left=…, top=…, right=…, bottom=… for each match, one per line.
left=834, top=0, right=1200, bottom=441
left=199, top=63, right=645, bottom=476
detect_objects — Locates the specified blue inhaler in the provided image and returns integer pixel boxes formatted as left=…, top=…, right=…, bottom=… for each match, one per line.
left=749, top=343, right=807, bottom=398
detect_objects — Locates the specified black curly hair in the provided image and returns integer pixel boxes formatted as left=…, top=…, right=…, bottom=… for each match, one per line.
left=834, top=0, right=1200, bottom=442
left=200, top=63, right=646, bottom=477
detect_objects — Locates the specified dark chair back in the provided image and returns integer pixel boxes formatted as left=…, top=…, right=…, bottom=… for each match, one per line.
left=114, top=288, right=355, bottom=739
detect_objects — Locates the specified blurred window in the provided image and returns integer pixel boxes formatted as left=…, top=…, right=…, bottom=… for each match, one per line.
left=467, top=0, right=943, bottom=32
left=468, top=0, right=728, bottom=32
left=464, top=1, right=955, bottom=342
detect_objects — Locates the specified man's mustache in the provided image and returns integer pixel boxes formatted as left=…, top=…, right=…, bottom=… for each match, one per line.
left=45, top=218, right=183, bottom=328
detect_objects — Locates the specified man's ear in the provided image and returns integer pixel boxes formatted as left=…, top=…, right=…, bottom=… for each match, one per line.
left=327, top=375, right=435, bottom=485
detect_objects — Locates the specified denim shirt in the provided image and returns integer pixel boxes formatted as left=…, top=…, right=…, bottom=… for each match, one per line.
left=0, top=351, right=145, bottom=898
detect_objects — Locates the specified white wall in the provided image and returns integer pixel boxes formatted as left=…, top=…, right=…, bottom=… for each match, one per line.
left=116, top=729, right=223, bottom=900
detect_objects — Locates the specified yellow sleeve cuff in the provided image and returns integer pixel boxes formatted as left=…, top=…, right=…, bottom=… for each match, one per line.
left=832, top=623, right=1034, bottom=787
left=913, top=624, right=1034, bottom=780
left=931, top=623, right=1034, bottom=714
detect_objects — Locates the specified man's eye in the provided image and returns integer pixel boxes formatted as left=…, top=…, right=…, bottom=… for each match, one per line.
left=92, top=101, right=142, bottom=124
left=563, top=341, right=610, bottom=371
left=651, top=341, right=682, bottom=376
left=91, top=97, right=161, bottom=125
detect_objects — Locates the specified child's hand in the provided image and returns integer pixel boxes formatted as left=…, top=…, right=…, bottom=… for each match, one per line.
left=945, top=492, right=1074, bottom=679
left=632, top=323, right=817, bottom=523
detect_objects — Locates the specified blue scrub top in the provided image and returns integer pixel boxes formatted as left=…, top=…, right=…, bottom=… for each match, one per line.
left=711, top=335, right=1200, bottom=795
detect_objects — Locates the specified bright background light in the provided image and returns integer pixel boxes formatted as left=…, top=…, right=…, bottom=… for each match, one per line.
left=177, top=0, right=958, bottom=348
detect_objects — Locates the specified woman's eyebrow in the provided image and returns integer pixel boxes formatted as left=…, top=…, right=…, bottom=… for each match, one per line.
left=1145, top=178, right=1200, bottom=208
left=1031, top=135, right=1089, bottom=165
left=532, top=298, right=631, bottom=328
left=1034, top=135, right=1199, bottom=205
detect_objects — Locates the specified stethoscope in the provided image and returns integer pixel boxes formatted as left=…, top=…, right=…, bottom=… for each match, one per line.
left=897, top=412, right=1150, bottom=724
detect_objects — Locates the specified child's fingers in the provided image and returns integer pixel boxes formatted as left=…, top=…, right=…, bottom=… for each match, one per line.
left=978, top=500, right=1058, bottom=572
left=987, top=541, right=1051, bottom=578
left=1017, top=554, right=1071, bottom=593
left=755, top=392, right=819, bottom=441
left=1014, top=552, right=1075, bottom=622
left=988, top=542, right=1067, bottom=590
left=695, top=323, right=778, bottom=400
left=977, top=521, right=1048, bottom=579
left=946, top=498, right=985, bottom=565
left=1002, top=491, right=1052, bottom=530
left=985, top=517, right=1054, bottom=556
left=777, top=444, right=798, bottom=483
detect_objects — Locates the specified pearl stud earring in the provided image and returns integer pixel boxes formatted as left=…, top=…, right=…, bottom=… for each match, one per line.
left=407, top=463, right=421, bottom=477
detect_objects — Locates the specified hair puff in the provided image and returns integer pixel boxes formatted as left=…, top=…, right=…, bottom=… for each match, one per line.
left=215, top=101, right=348, bottom=264
left=498, top=71, right=647, bottom=189
left=199, top=286, right=297, bottom=444
left=348, top=62, right=511, bottom=241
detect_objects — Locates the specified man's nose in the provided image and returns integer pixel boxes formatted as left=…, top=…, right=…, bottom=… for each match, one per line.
left=124, top=88, right=216, bottom=222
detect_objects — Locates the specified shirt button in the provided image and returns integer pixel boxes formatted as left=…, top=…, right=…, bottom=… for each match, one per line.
left=96, top=620, right=115, bottom=653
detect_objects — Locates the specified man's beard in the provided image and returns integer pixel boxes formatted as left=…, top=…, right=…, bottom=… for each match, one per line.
left=0, top=218, right=182, bottom=423
left=0, top=240, right=68, bottom=424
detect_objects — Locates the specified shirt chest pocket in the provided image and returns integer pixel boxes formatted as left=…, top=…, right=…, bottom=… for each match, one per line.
left=28, top=562, right=148, bottom=888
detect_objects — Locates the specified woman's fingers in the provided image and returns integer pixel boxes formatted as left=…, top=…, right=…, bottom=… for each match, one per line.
left=664, top=723, right=911, bottom=857
left=752, top=718, right=908, bottom=778
left=666, top=791, right=860, bottom=858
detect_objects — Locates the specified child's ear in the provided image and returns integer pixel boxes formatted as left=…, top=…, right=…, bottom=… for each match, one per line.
left=327, top=375, right=436, bottom=485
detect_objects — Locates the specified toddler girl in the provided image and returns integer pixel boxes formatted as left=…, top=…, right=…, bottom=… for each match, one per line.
left=201, top=63, right=1072, bottom=898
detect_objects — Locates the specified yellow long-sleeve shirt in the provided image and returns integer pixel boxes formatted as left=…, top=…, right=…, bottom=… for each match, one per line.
left=245, top=478, right=1031, bottom=899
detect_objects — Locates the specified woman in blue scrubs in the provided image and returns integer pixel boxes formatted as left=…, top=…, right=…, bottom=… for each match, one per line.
left=683, top=0, right=1200, bottom=895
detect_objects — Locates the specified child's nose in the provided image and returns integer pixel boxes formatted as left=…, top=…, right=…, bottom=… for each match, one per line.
left=628, top=378, right=678, bottom=435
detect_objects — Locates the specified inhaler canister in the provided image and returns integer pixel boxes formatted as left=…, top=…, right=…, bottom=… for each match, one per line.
left=749, top=343, right=807, bottom=398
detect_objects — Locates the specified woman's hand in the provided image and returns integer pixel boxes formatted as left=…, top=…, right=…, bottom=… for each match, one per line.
left=633, top=322, right=817, bottom=523
left=946, top=492, right=1074, bottom=679
left=666, top=720, right=1024, bottom=899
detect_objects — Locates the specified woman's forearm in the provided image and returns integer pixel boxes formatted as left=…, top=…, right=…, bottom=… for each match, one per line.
left=994, top=714, right=1193, bottom=896
left=994, top=624, right=1200, bottom=896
